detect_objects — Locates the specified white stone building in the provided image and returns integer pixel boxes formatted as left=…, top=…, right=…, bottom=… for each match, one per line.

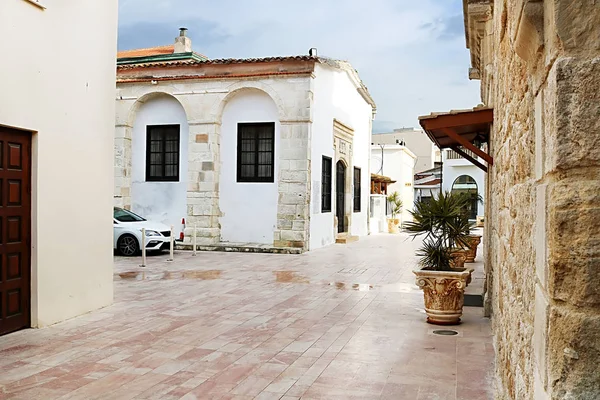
left=114, top=30, right=376, bottom=252
left=441, top=148, right=485, bottom=220
left=414, top=165, right=441, bottom=204
left=372, top=128, right=441, bottom=173
left=0, top=1, right=118, bottom=335
left=370, top=145, right=416, bottom=223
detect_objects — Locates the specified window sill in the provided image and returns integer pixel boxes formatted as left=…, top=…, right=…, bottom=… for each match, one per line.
left=24, top=0, right=46, bottom=9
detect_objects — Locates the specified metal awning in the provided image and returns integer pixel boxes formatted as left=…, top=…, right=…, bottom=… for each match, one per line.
left=418, top=106, right=493, bottom=172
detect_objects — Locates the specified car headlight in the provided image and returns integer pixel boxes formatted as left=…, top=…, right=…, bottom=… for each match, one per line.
left=145, top=230, right=160, bottom=237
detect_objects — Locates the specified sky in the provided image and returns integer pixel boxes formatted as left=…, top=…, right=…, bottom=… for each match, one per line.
left=117, top=0, right=481, bottom=133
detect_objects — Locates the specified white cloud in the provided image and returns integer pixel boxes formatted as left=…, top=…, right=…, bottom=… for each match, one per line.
left=118, top=0, right=480, bottom=129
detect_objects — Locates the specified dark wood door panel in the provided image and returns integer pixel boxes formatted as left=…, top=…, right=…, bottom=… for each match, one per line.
left=336, top=161, right=345, bottom=234
left=0, top=127, right=31, bottom=336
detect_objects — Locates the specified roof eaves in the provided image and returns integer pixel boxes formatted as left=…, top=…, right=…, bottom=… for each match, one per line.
left=117, top=52, right=208, bottom=66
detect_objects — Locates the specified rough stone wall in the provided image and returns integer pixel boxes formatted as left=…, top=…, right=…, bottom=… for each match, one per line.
left=488, top=3, right=537, bottom=396
left=483, top=1, right=600, bottom=399
left=114, top=76, right=314, bottom=249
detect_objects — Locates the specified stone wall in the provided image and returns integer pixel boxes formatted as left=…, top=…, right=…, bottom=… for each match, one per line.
left=476, top=1, right=600, bottom=398
left=115, top=76, right=314, bottom=249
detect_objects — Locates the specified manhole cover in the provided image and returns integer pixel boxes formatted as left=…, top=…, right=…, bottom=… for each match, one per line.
left=433, top=330, right=458, bottom=336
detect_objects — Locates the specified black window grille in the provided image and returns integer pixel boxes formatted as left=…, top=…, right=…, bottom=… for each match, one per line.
left=353, top=167, right=361, bottom=212
left=146, top=125, right=180, bottom=182
left=321, top=156, right=332, bottom=212
left=237, top=123, right=275, bottom=183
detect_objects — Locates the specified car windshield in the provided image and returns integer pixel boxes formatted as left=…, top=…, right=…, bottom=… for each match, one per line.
left=114, top=208, right=146, bottom=222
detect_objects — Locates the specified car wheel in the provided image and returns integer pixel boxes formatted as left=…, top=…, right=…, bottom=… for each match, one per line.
left=117, top=234, right=139, bottom=256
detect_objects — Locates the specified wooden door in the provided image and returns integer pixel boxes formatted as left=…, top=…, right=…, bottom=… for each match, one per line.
left=0, top=127, right=31, bottom=336
left=336, top=161, right=345, bottom=233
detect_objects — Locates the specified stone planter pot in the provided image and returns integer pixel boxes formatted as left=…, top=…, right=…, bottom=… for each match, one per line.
left=450, top=248, right=467, bottom=269
left=464, top=235, right=482, bottom=263
left=413, top=268, right=473, bottom=325
left=387, top=218, right=400, bottom=234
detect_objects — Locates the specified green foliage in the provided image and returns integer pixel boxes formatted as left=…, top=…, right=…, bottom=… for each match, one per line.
left=404, top=191, right=474, bottom=271
left=387, top=191, right=403, bottom=219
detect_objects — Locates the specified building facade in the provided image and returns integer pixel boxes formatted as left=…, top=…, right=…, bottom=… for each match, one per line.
left=441, top=148, right=485, bottom=220
left=464, top=0, right=600, bottom=398
left=372, top=128, right=441, bottom=173
left=413, top=165, right=441, bottom=204
left=0, top=0, right=118, bottom=334
left=370, top=145, right=416, bottom=223
left=115, top=31, right=376, bottom=252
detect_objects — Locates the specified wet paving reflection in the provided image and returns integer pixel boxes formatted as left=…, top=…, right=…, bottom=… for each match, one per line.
left=164, top=270, right=222, bottom=280
left=117, top=269, right=419, bottom=293
left=326, top=281, right=418, bottom=293
left=118, top=270, right=223, bottom=281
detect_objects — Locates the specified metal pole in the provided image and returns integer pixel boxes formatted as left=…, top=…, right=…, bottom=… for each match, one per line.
left=192, top=224, right=197, bottom=256
left=140, top=228, right=147, bottom=267
left=167, top=225, right=174, bottom=262
left=379, top=144, right=385, bottom=175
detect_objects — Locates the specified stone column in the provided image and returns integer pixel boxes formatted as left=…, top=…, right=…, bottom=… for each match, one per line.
left=273, top=121, right=311, bottom=250
left=184, top=122, right=221, bottom=245
left=114, top=124, right=132, bottom=209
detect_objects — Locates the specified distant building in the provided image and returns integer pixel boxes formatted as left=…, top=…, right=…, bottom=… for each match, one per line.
left=441, top=149, right=485, bottom=220
left=414, top=164, right=441, bottom=204
left=114, top=29, right=376, bottom=252
left=370, top=145, right=416, bottom=223
left=372, top=128, right=441, bottom=173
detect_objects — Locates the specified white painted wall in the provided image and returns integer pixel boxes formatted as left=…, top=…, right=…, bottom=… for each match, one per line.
left=0, top=1, right=118, bottom=327
left=442, top=150, right=486, bottom=216
left=131, top=96, right=189, bottom=231
left=219, top=90, right=280, bottom=244
left=309, top=64, right=372, bottom=250
left=372, top=129, right=440, bottom=173
left=370, top=145, right=416, bottom=223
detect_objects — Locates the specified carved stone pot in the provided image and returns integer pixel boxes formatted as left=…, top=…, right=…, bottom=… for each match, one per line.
left=464, top=235, right=482, bottom=263
left=387, top=218, right=400, bottom=234
left=450, top=248, right=467, bottom=269
left=413, top=268, right=473, bottom=325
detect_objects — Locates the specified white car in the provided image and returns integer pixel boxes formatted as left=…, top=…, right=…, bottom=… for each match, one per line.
left=113, top=207, right=173, bottom=256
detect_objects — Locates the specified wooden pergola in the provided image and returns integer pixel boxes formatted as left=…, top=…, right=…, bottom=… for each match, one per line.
left=371, top=174, right=396, bottom=195
left=418, top=106, right=493, bottom=172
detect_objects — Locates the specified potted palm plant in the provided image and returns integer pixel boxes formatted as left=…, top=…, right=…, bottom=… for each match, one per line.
left=387, top=192, right=403, bottom=234
left=455, top=192, right=484, bottom=263
left=404, top=191, right=474, bottom=325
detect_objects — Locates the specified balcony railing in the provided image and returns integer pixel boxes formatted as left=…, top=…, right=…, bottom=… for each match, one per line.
left=446, top=148, right=478, bottom=160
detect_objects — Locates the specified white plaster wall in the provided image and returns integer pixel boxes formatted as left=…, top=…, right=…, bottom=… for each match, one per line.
left=131, top=96, right=189, bottom=231
left=310, top=64, right=372, bottom=250
left=372, top=129, right=438, bottom=173
left=371, top=146, right=416, bottom=223
left=219, top=90, right=280, bottom=244
left=0, top=1, right=118, bottom=326
left=442, top=150, right=486, bottom=216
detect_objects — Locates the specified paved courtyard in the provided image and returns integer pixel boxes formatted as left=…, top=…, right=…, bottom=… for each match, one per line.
left=0, top=234, right=493, bottom=400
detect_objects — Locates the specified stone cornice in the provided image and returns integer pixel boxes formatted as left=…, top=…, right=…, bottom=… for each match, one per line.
left=464, top=0, right=493, bottom=80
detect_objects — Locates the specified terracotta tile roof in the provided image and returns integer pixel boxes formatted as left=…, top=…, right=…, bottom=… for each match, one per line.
left=116, top=55, right=319, bottom=70
left=117, top=45, right=175, bottom=59
left=371, top=173, right=396, bottom=184
left=418, top=105, right=491, bottom=120
left=415, top=178, right=441, bottom=186
left=116, top=70, right=314, bottom=84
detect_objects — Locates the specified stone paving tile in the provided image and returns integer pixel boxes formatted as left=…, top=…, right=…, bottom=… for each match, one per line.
left=0, top=233, right=493, bottom=399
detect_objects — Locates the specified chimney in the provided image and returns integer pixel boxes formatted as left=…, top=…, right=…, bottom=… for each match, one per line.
left=174, top=27, right=192, bottom=53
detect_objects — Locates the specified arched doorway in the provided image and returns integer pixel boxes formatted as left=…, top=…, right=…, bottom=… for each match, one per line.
left=451, top=175, right=478, bottom=220
left=336, top=160, right=346, bottom=233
